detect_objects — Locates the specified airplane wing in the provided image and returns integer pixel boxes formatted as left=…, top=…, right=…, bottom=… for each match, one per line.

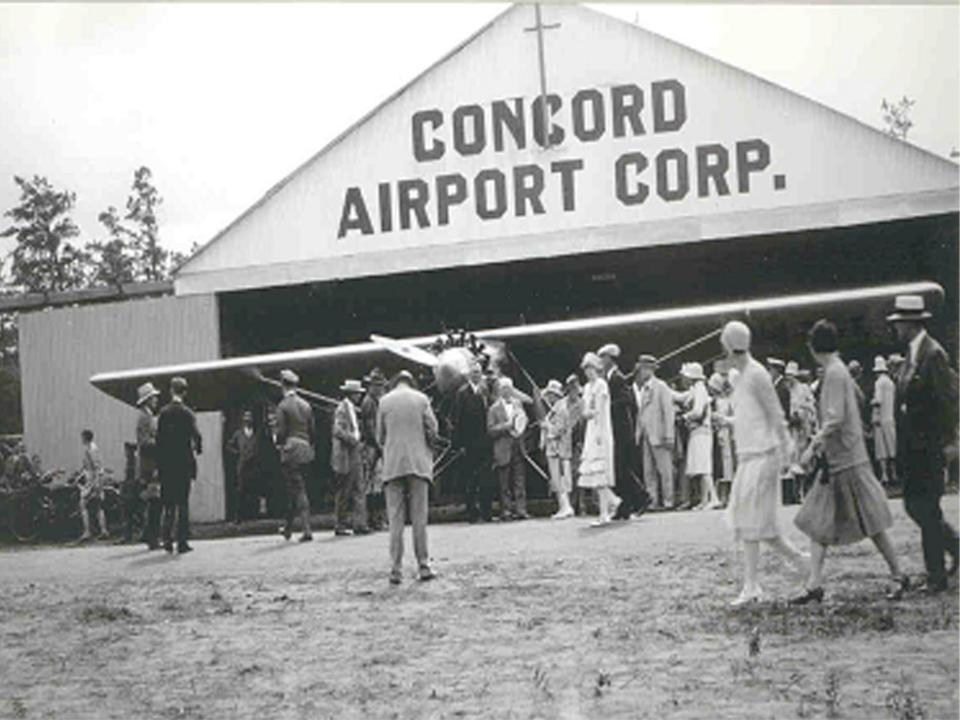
left=90, top=280, right=943, bottom=411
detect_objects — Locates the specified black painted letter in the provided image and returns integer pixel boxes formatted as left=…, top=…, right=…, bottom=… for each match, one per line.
left=412, top=109, right=445, bottom=162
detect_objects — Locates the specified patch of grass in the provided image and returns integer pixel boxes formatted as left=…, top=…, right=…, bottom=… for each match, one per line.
left=885, top=673, right=927, bottom=720
left=78, top=604, right=136, bottom=623
left=824, top=668, right=842, bottom=719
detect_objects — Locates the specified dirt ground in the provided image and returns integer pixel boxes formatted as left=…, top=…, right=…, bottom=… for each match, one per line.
left=1, top=497, right=957, bottom=720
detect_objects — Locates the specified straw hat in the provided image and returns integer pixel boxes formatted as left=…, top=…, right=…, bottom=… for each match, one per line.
left=597, top=343, right=621, bottom=359
left=636, top=354, right=659, bottom=367
left=887, top=353, right=905, bottom=368
left=279, top=369, right=299, bottom=385
left=541, top=379, right=564, bottom=398
left=766, top=357, right=785, bottom=370
left=785, top=361, right=800, bottom=378
left=136, top=382, right=160, bottom=406
left=886, top=294, right=932, bottom=323
left=681, top=362, right=706, bottom=381
left=340, top=379, right=365, bottom=394
left=581, top=352, right=603, bottom=371
left=873, top=356, right=888, bottom=373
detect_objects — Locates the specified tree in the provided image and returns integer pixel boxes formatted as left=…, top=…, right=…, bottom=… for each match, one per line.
left=881, top=96, right=915, bottom=141
left=87, top=206, right=137, bottom=290
left=124, top=166, right=168, bottom=281
left=1, top=176, right=90, bottom=295
left=169, top=241, right=202, bottom=273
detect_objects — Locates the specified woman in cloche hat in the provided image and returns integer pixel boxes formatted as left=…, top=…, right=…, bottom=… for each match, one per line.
left=577, top=352, right=621, bottom=525
left=680, top=362, right=721, bottom=510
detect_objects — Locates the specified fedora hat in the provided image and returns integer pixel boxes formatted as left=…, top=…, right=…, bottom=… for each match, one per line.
left=279, top=369, right=299, bottom=385
left=597, top=343, right=621, bottom=359
left=541, top=379, right=564, bottom=398
left=340, top=379, right=365, bottom=394
left=364, top=367, right=387, bottom=385
left=785, top=361, right=799, bottom=378
left=681, top=362, right=705, bottom=381
left=886, top=294, right=932, bottom=323
left=873, top=355, right=888, bottom=373
left=136, top=382, right=160, bottom=406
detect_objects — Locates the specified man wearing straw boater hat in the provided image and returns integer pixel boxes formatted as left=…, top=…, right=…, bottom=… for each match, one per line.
left=487, top=376, right=530, bottom=521
left=331, top=377, right=369, bottom=536
left=277, top=369, right=316, bottom=542
left=135, top=381, right=162, bottom=549
left=871, top=355, right=898, bottom=487
left=633, top=354, right=676, bottom=510
left=886, top=294, right=959, bottom=593
left=598, top=343, right=647, bottom=519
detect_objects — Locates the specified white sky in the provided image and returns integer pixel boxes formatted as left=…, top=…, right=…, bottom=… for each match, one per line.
left=0, top=3, right=956, bottom=257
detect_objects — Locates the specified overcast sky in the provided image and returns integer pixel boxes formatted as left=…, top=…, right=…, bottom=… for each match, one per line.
left=0, top=3, right=956, bottom=258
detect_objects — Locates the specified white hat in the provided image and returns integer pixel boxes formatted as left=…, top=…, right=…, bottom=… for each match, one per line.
left=541, top=379, right=564, bottom=398
left=681, top=362, right=705, bottom=381
left=873, top=356, right=888, bottom=373
left=720, top=321, right=751, bottom=352
left=766, top=357, right=785, bottom=369
left=340, top=379, right=364, bottom=394
left=581, top=352, right=603, bottom=371
left=597, top=343, right=621, bottom=359
left=280, top=369, right=299, bottom=385
left=886, top=294, right=932, bottom=323
left=136, top=382, right=160, bottom=406
left=785, top=361, right=800, bottom=377
left=887, top=353, right=905, bottom=367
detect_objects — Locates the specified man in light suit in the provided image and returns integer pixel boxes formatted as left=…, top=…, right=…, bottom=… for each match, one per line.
left=377, top=370, right=439, bottom=585
left=331, top=379, right=368, bottom=536
left=277, top=369, right=315, bottom=542
left=135, top=381, right=162, bottom=549
left=633, top=355, right=676, bottom=510
left=598, top=343, right=647, bottom=519
left=487, top=377, right=529, bottom=521
left=888, top=295, right=959, bottom=593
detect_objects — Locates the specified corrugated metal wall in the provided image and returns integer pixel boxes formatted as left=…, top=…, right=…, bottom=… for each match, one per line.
left=19, top=294, right=225, bottom=522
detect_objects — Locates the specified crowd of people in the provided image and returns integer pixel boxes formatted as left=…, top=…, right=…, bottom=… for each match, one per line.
left=5, top=293, right=956, bottom=599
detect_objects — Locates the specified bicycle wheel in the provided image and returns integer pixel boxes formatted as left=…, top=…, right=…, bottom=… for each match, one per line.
left=9, top=491, right=41, bottom=543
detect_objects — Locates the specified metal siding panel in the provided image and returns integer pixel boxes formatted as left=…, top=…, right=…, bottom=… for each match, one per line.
left=20, top=294, right=225, bottom=523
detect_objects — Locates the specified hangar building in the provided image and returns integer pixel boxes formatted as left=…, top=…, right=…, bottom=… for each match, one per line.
left=19, top=4, right=959, bottom=522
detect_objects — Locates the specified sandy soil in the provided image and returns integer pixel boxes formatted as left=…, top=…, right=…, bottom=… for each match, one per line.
left=1, top=498, right=957, bottom=720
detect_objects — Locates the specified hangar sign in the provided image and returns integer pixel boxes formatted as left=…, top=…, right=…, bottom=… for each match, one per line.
left=337, top=79, right=786, bottom=238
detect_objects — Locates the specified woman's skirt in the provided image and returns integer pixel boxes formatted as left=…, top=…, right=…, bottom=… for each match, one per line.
left=685, top=428, right=713, bottom=476
left=873, top=421, right=896, bottom=461
left=725, top=450, right=782, bottom=541
left=794, top=461, right=893, bottom=546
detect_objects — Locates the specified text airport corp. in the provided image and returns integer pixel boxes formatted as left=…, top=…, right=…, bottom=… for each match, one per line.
left=337, top=80, right=785, bottom=239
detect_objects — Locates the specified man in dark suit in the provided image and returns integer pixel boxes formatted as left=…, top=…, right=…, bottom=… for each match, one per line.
left=888, top=294, right=959, bottom=593
left=277, top=369, right=316, bottom=542
left=598, top=344, right=647, bottom=519
left=452, top=359, right=493, bottom=522
left=157, top=376, right=202, bottom=554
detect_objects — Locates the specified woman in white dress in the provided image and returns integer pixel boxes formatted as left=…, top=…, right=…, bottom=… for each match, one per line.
left=680, top=362, right=721, bottom=510
left=577, top=352, right=621, bottom=525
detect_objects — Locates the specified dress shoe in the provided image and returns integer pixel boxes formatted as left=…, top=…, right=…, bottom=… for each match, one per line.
left=551, top=508, right=574, bottom=520
left=513, top=512, right=529, bottom=521
left=334, top=528, right=352, bottom=536
left=947, top=548, right=959, bottom=577
left=788, top=587, right=824, bottom=606
left=163, top=541, right=174, bottom=554
left=886, top=575, right=911, bottom=601
left=177, top=543, right=193, bottom=554
left=389, top=574, right=402, bottom=586
left=418, top=568, right=437, bottom=582
left=353, top=527, right=371, bottom=536
left=147, top=540, right=161, bottom=551
left=299, top=534, right=313, bottom=543
left=281, top=526, right=292, bottom=541
left=730, top=587, right=764, bottom=607
left=918, top=578, right=948, bottom=595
